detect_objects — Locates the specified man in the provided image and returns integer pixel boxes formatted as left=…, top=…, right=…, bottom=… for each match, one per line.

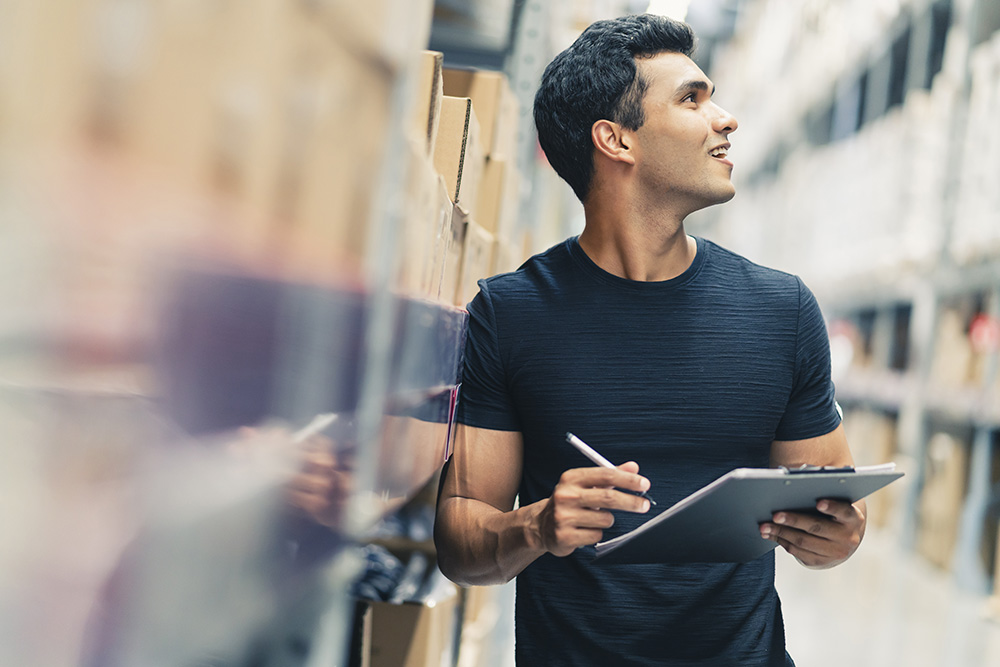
left=434, top=14, right=864, bottom=667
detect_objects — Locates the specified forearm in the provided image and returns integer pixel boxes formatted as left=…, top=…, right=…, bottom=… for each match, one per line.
left=434, top=495, right=547, bottom=586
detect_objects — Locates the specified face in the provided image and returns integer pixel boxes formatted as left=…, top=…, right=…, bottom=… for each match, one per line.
left=628, top=52, right=738, bottom=214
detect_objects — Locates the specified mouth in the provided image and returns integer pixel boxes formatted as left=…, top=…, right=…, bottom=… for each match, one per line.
left=710, top=143, right=732, bottom=165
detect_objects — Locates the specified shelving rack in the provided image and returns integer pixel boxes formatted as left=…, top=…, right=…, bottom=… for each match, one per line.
left=698, top=0, right=1000, bottom=598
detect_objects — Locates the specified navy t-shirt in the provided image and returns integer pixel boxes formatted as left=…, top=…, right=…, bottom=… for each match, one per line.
left=456, top=236, right=840, bottom=666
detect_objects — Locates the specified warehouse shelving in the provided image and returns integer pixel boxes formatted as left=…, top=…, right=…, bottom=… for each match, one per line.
left=698, top=0, right=1000, bottom=602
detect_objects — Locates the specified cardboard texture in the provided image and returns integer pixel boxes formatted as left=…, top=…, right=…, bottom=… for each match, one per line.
left=916, top=432, right=970, bottom=569
left=440, top=206, right=468, bottom=307
left=410, top=51, right=444, bottom=157
left=455, top=219, right=495, bottom=308
left=842, top=409, right=900, bottom=528
left=456, top=585, right=505, bottom=667
left=396, top=140, right=442, bottom=296
left=428, top=174, right=456, bottom=302
left=433, top=96, right=483, bottom=212
left=475, top=155, right=521, bottom=238
left=442, top=68, right=519, bottom=158
left=368, top=574, right=459, bottom=667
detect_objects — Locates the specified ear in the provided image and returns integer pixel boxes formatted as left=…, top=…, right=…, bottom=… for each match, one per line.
left=591, top=119, right=636, bottom=165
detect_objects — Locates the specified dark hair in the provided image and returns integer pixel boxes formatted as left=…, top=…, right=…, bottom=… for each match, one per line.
left=533, top=14, right=696, bottom=201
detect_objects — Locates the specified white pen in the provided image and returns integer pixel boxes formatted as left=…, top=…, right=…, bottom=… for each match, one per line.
left=292, top=413, right=338, bottom=445
left=565, top=432, right=656, bottom=506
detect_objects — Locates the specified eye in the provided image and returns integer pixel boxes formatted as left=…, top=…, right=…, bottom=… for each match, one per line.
left=682, top=92, right=698, bottom=103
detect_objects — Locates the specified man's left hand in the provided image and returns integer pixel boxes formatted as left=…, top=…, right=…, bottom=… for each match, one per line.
left=759, top=499, right=866, bottom=569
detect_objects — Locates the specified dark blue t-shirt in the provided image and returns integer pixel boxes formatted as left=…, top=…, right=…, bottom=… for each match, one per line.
left=457, top=236, right=840, bottom=666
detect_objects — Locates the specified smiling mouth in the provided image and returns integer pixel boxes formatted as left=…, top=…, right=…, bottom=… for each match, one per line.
left=710, top=146, right=729, bottom=160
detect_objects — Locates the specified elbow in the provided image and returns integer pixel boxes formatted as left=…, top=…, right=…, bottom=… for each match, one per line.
left=433, top=522, right=505, bottom=587
left=433, top=519, right=471, bottom=586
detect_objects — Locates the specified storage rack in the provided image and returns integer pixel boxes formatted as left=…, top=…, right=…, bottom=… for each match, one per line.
left=697, top=0, right=1000, bottom=599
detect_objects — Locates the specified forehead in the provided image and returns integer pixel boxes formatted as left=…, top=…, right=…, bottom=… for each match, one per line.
left=636, top=52, right=711, bottom=96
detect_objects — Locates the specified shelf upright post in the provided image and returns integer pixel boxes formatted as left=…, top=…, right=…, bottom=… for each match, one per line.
left=952, top=287, right=1000, bottom=593
left=897, top=280, right=939, bottom=549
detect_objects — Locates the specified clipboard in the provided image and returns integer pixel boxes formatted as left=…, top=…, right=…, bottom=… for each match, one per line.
left=594, top=464, right=903, bottom=564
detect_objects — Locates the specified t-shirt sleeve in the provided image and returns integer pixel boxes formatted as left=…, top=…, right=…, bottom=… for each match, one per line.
left=456, top=280, right=522, bottom=431
left=773, top=276, right=842, bottom=441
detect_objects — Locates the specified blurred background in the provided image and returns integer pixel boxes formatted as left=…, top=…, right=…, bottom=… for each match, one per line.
left=0, top=0, right=998, bottom=665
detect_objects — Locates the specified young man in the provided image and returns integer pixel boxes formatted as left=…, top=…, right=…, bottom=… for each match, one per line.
left=434, top=14, right=864, bottom=667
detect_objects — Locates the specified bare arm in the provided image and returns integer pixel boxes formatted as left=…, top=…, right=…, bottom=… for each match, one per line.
left=434, top=424, right=651, bottom=586
left=762, top=423, right=866, bottom=569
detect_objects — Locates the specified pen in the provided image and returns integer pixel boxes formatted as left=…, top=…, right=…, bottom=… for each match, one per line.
left=565, top=432, right=656, bottom=506
left=292, top=413, right=338, bottom=445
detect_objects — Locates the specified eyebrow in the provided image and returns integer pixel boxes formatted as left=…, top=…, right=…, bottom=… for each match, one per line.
left=675, top=79, right=715, bottom=98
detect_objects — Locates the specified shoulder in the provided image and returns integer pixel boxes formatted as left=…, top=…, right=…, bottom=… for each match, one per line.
left=476, top=238, right=575, bottom=305
left=701, top=238, right=800, bottom=288
left=699, top=238, right=808, bottom=304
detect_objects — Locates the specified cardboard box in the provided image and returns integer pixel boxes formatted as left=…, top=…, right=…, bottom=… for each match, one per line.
left=428, top=174, right=456, bottom=302
left=455, top=219, right=495, bottom=307
left=442, top=68, right=519, bottom=158
left=280, top=35, right=395, bottom=278
left=475, top=156, right=521, bottom=239
left=433, top=96, right=484, bottom=213
left=368, top=571, right=459, bottom=667
left=456, top=585, right=505, bottom=667
left=322, top=0, right=434, bottom=68
left=396, top=140, right=443, bottom=296
left=409, top=50, right=444, bottom=157
left=440, top=207, right=466, bottom=307
left=916, top=431, right=970, bottom=570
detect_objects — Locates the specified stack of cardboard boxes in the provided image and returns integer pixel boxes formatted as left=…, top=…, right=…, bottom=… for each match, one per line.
left=356, top=53, right=526, bottom=667
left=396, top=53, right=526, bottom=308
left=435, top=65, right=524, bottom=307
left=3, top=2, right=532, bottom=664
left=0, top=0, right=442, bottom=364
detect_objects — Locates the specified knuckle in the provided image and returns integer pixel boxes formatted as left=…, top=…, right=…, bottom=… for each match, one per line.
left=552, top=488, right=575, bottom=504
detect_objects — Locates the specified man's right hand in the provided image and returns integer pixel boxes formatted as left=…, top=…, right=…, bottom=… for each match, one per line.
left=529, top=462, right=651, bottom=557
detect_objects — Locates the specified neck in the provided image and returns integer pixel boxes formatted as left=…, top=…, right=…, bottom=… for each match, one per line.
left=579, top=186, right=697, bottom=282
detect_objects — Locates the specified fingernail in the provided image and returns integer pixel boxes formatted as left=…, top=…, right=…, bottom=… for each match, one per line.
left=817, top=501, right=829, bottom=512
left=640, top=477, right=650, bottom=491
left=774, top=514, right=786, bottom=524
left=761, top=526, right=772, bottom=537
left=641, top=499, right=650, bottom=512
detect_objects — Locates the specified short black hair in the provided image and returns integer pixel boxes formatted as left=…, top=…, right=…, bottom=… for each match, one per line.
left=533, top=14, right=696, bottom=202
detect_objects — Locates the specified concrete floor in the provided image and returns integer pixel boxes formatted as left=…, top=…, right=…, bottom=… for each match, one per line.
left=777, top=529, right=1000, bottom=667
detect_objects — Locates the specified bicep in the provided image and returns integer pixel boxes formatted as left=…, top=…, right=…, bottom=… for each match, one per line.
left=440, top=423, right=523, bottom=512
left=770, top=423, right=854, bottom=469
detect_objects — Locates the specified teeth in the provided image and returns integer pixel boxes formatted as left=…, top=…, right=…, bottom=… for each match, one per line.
left=711, top=147, right=728, bottom=158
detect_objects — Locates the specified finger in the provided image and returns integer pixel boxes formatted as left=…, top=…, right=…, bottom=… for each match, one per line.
left=770, top=511, right=836, bottom=537
left=288, top=471, right=338, bottom=495
left=563, top=465, right=651, bottom=494
left=300, top=448, right=336, bottom=472
left=760, top=522, right=830, bottom=555
left=771, top=534, right=827, bottom=567
left=815, top=499, right=857, bottom=522
left=571, top=508, right=617, bottom=529
left=577, top=486, right=651, bottom=513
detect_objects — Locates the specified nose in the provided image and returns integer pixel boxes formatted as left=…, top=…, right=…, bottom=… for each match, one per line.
left=713, top=104, right=738, bottom=134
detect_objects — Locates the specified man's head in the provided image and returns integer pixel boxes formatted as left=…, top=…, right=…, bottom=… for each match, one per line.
left=533, top=14, right=699, bottom=203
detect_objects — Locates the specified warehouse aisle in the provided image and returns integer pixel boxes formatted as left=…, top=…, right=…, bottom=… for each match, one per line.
left=777, top=528, right=1000, bottom=667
